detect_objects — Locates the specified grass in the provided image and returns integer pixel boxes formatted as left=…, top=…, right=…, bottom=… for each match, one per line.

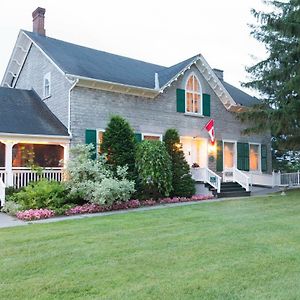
left=1, top=190, right=300, bottom=299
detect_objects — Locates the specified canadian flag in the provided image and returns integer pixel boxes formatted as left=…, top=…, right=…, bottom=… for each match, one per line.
left=204, top=119, right=215, bottom=145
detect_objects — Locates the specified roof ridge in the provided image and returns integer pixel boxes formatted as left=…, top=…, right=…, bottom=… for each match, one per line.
left=22, top=30, right=167, bottom=69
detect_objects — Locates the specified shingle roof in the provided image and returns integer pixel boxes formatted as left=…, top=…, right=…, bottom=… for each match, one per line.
left=0, top=87, right=69, bottom=136
left=23, top=30, right=258, bottom=107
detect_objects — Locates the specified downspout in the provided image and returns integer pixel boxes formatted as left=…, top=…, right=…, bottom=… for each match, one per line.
left=68, top=79, right=79, bottom=135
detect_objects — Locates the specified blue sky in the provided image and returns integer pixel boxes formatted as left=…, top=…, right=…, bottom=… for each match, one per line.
left=0, top=0, right=269, bottom=93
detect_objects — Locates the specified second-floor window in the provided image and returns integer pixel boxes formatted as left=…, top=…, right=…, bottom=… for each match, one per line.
left=186, top=74, right=201, bottom=114
left=43, top=72, right=51, bottom=98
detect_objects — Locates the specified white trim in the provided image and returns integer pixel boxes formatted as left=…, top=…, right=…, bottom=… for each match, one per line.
left=141, top=133, right=163, bottom=141
left=22, top=31, right=69, bottom=79
left=223, top=140, right=237, bottom=170
left=68, top=79, right=79, bottom=134
left=185, top=72, right=203, bottom=115
left=67, top=74, right=159, bottom=96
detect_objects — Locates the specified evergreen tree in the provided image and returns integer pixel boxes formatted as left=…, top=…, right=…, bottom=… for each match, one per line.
left=239, top=0, right=300, bottom=153
left=101, top=115, right=137, bottom=179
left=163, top=129, right=196, bottom=197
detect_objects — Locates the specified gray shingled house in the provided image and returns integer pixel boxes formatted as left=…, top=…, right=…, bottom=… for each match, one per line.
left=0, top=7, right=275, bottom=202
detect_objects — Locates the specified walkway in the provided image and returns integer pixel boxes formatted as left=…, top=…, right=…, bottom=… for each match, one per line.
left=0, top=186, right=282, bottom=229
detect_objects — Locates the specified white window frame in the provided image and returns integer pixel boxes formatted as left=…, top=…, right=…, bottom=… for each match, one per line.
left=223, top=140, right=237, bottom=170
left=185, top=72, right=202, bottom=115
left=141, top=133, right=163, bottom=141
left=249, top=143, right=261, bottom=173
left=43, top=72, right=51, bottom=99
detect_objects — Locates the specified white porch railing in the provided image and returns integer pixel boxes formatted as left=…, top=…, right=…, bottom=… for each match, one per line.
left=0, top=169, right=6, bottom=186
left=12, top=168, right=64, bottom=189
left=233, top=168, right=250, bottom=192
left=280, top=171, right=300, bottom=187
left=191, top=167, right=221, bottom=193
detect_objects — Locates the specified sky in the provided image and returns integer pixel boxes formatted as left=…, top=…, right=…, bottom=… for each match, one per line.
left=0, top=0, right=269, bottom=94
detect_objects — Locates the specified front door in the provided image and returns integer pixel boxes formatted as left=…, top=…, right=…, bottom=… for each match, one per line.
left=223, top=142, right=236, bottom=181
left=181, top=137, right=207, bottom=168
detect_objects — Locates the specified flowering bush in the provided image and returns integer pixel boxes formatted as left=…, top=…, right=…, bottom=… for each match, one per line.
left=16, top=209, right=55, bottom=221
left=140, top=199, right=157, bottom=206
left=65, top=203, right=107, bottom=215
left=66, top=145, right=135, bottom=205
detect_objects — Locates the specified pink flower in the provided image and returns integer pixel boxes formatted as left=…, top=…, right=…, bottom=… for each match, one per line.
left=16, top=209, right=55, bottom=221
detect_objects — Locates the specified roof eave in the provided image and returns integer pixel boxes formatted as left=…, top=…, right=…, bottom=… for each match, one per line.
left=66, top=74, right=159, bottom=98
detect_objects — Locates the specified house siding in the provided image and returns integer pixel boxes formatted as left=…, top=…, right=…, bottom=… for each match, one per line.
left=14, top=44, right=72, bottom=128
left=70, top=65, right=272, bottom=173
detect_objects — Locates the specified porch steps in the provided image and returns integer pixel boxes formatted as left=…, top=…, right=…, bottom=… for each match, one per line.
left=205, top=182, right=251, bottom=198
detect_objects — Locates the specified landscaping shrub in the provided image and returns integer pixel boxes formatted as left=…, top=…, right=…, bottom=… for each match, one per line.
left=67, top=144, right=135, bottom=205
left=101, top=115, right=137, bottom=180
left=163, top=129, right=196, bottom=197
left=9, top=180, right=68, bottom=210
left=1, top=201, right=22, bottom=216
left=136, top=140, right=172, bottom=198
left=16, top=209, right=55, bottom=221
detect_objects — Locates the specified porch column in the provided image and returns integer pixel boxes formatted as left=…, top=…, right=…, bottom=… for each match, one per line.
left=61, top=143, right=70, bottom=168
left=5, top=142, right=14, bottom=187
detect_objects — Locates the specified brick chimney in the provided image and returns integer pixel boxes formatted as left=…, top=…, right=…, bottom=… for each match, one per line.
left=32, top=7, right=46, bottom=36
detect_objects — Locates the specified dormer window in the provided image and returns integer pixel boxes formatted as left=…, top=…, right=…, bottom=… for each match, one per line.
left=185, top=74, right=201, bottom=114
left=43, top=72, right=51, bottom=98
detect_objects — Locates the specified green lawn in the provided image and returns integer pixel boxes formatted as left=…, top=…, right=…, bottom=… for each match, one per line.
left=1, top=190, right=300, bottom=300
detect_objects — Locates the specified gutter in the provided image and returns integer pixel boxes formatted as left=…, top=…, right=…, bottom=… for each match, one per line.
left=68, top=79, right=79, bottom=135
left=65, top=74, right=159, bottom=96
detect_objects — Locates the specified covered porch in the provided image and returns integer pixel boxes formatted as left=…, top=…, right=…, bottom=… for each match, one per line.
left=0, top=134, right=69, bottom=189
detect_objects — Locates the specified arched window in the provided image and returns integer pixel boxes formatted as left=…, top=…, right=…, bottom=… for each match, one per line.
left=186, top=74, right=201, bottom=114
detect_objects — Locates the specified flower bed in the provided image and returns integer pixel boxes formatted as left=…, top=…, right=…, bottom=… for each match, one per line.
left=64, top=195, right=214, bottom=216
left=16, top=209, right=55, bottom=221
left=15, top=194, right=214, bottom=220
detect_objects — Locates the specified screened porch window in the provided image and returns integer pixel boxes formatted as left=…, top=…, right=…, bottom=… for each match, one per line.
left=250, top=144, right=260, bottom=171
left=12, top=144, right=64, bottom=168
left=186, top=74, right=201, bottom=114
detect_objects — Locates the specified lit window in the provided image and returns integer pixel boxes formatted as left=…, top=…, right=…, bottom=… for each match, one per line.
left=142, top=133, right=162, bottom=141
left=43, top=72, right=51, bottom=98
left=97, top=130, right=105, bottom=156
left=250, top=144, right=259, bottom=171
left=185, top=74, right=201, bottom=114
left=224, top=142, right=235, bottom=169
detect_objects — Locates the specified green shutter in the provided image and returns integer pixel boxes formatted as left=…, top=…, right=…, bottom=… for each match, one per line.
left=244, top=143, right=250, bottom=171
left=261, top=144, right=267, bottom=172
left=202, top=94, right=211, bottom=116
left=176, top=89, right=185, bottom=113
left=237, top=142, right=249, bottom=171
left=85, top=129, right=97, bottom=160
left=134, top=133, right=142, bottom=143
left=216, top=140, right=223, bottom=172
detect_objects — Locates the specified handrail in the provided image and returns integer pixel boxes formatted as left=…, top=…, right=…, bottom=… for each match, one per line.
left=203, top=167, right=222, bottom=193
left=233, top=168, right=250, bottom=191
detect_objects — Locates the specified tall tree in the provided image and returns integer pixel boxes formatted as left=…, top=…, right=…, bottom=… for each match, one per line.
left=239, top=0, right=300, bottom=153
left=163, top=129, right=196, bottom=197
left=101, top=115, right=137, bottom=179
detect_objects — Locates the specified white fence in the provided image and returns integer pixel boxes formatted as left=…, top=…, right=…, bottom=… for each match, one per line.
left=280, top=171, right=300, bottom=187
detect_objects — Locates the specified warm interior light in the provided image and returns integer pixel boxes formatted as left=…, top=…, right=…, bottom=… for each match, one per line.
left=208, top=142, right=217, bottom=154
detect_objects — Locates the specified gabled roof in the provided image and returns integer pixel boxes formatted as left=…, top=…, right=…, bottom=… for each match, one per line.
left=0, top=87, right=69, bottom=136
left=4, top=30, right=259, bottom=108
